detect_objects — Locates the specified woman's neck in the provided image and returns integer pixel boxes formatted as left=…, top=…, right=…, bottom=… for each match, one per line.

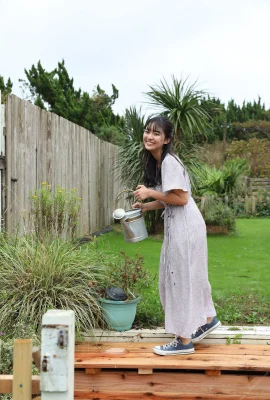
left=151, top=150, right=162, bottom=167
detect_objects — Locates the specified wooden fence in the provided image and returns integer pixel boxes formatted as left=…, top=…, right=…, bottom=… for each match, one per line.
left=245, top=177, right=270, bottom=194
left=4, top=94, right=126, bottom=235
left=198, top=193, right=270, bottom=215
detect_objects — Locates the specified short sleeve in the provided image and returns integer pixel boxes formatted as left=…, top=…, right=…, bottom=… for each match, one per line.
left=161, top=154, right=188, bottom=193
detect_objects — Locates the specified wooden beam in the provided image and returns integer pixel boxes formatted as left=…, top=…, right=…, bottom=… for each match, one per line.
left=13, top=339, right=33, bottom=400
left=0, top=375, right=40, bottom=394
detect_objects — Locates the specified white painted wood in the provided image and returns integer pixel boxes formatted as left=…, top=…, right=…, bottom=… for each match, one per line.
left=40, top=310, right=75, bottom=400
left=82, top=326, right=270, bottom=345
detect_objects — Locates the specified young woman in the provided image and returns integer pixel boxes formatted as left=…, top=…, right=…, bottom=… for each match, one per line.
left=133, top=116, right=220, bottom=356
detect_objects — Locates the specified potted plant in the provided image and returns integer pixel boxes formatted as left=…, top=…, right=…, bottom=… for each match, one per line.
left=98, top=252, right=153, bottom=332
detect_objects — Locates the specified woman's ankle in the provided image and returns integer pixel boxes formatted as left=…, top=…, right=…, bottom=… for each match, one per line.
left=178, top=336, right=192, bottom=345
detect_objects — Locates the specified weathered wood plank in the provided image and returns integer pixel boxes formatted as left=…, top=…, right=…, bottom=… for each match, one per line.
left=74, top=370, right=270, bottom=399
left=13, top=339, right=32, bottom=400
left=0, top=375, right=40, bottom=395
left=75, top=342, right=270, bottom=356
left=75, top=354, right=270, bottom=372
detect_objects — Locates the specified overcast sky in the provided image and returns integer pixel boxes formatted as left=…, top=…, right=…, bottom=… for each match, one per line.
left=1, top=0, right=270, bottom=116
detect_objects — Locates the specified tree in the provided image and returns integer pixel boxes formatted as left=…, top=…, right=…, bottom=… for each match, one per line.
left=145, top=76, right=212, bottom=144
left=19, top=60, right=124, bottom=137
left=0, top=76, right=13, bottom=103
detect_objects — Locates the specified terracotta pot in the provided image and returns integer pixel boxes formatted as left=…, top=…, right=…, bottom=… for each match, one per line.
left=206, top=225, right=228, bottom=234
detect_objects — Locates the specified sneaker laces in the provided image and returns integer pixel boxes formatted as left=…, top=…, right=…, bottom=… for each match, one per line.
left=162, top=338, right=181, bottom=349
left=193, top=326, right=205, bottom=335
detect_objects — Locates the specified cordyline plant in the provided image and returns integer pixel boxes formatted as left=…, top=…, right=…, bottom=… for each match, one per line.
left=29, top=183, right=81, bottom=242
left=145, top=75, right=212, bottom=144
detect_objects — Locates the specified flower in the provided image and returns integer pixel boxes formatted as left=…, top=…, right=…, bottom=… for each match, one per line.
left=42, top=182, right=47, bottom=185
left=0, top=332, right=5, bottom=336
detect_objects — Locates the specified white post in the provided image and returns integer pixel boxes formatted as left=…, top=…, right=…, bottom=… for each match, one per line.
left=40, top=310, right=75, bottom=400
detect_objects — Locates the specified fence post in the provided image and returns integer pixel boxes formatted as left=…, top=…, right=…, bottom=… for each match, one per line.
left=13, top=339, right=33, bottom=400
left=40, top=309, right=75, bottom=400
left=252, top=195, right=256, bottom=214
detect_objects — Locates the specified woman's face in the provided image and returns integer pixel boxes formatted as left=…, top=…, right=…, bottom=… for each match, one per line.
left=143, top=124, right=170, bottom=155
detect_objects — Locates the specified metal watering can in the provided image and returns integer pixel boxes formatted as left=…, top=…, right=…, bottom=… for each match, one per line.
left=113, top=208, right=148, bottom=243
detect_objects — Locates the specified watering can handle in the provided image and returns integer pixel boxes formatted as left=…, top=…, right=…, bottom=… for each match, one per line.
left=114, top=189, right=143, bottom=210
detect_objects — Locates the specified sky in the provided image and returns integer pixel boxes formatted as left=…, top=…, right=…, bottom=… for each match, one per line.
left=0, top=0, right=270, bottom=116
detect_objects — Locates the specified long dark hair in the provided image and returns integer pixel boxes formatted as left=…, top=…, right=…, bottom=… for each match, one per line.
left=142, top=116, right=174, bottom=187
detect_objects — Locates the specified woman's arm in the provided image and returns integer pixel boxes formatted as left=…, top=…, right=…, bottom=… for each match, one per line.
left=134, top=186, right=188, bottom=206
left=133, top=200, right=165, bottom=213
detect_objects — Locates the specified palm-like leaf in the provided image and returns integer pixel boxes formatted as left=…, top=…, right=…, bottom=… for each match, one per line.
left=195, top=159, right=249, bottom=196
left=145, top=76, right=211, bottom=142
left=122, top=106, right=149, bottom=142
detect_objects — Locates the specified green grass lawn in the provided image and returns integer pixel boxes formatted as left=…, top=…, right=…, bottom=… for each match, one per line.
left=97, top=219, right=270, bottom=327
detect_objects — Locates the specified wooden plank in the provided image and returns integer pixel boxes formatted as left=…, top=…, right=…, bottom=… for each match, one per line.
left=0, top=375, right=40, bottom=395
left=75, top=354, right=270, bottom=372
left=74, top=370, right=270, bottom=399
left=75, top=342, right=270, bottom=356
left=13, top=339, right=33, bottom=400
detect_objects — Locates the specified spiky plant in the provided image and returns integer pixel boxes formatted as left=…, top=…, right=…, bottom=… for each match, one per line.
left=195, top=158, right=249, bottom=196
left=145, top=75, right=212, bottom=143
left=116, top=106, right=148, bottom=190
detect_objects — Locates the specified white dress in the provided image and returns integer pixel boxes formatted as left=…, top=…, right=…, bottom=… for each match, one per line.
left=159, top=153, right=216, bottom=338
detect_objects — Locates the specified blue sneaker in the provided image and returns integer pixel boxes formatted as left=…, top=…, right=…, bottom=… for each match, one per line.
left=191, top=317, right=221, bottom=343
left=153, top=337, right=194, bottom=356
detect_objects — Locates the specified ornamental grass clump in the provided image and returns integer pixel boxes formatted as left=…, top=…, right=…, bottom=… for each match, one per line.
left=0, top=235, right=108, bottom=334
left=29, top=183, right=81, bottom=242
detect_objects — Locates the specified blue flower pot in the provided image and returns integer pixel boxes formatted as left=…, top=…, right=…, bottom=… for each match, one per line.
left=100, top=297, right=140, bottom=332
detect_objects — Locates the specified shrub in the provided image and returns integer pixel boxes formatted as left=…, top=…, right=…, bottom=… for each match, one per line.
left=0, top=235, right=109, bottom=334
left=255, top=191, right=270, bottom=217
left=99, top=252, right=155, bottom=300
left=28, top=183, right=81, bottom=242
left=202, top=198, right=236, bottom=232
left=226, top=138, right=270, bottom=177
left=195, top=159, right=249, bottom=197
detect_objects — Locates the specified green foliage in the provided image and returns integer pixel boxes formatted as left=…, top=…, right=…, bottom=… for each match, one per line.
left=116, top=106, right=147, bottom=189
left=96, top=125, right=127, bottom=146
left=19, top=60, right=124, bottom=137
left=145, top=76, right=212, bottom=143
left=195, top=159, right=249, bottom=196
left=0, top=235, right=109, bottom=334
left=0, top=75, right=13, bottom=103
left=226, top=138, right=270, bottom=177
left=255, top=191, right=270, bottom=217
left=226, top=334, right=242, bottom=345
left=202, top=198, right=236, bottom=231
left=29, top=183, right=81, bottom=242
left=100, top=252, right=154, bottom=300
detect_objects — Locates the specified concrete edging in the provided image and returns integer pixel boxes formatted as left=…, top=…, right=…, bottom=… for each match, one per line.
left=83, top=326, right=270, bottom=345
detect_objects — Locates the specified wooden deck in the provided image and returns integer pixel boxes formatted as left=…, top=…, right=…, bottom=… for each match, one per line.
left=74, top=342, right=270, bottom=399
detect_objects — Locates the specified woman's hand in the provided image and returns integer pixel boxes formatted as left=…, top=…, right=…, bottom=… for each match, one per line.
left=132, top=202, right=146, bottom=212
left=133, top=185, right=150, bottom=201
